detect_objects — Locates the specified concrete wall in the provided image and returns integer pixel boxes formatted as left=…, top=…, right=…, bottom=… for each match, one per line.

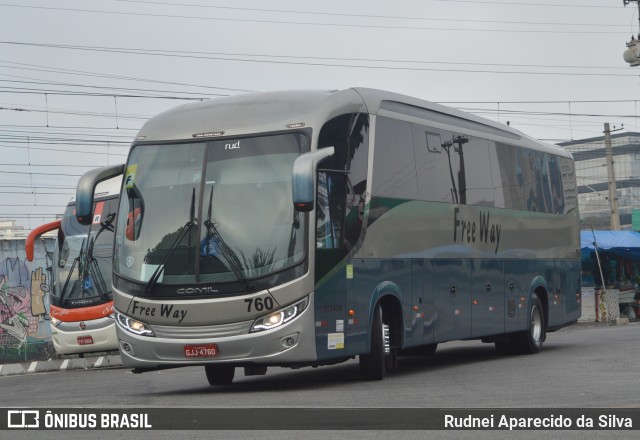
left=0, top=238, right=55, bottom=363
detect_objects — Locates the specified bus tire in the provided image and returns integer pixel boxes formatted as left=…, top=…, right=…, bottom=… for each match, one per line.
left=205, top=364, right=235, bottom=386
left=359, top=303, right=386, bottom=380
left=517, top=293, right=546, bottom=354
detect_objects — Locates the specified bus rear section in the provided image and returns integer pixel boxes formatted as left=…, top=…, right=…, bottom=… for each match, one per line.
left=27, top=173, right=122, bottom=355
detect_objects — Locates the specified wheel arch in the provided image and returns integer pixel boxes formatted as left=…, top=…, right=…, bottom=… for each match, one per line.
left=529, top=276, right=549, bottom=330
left=366, top=281, right=404, bottom=351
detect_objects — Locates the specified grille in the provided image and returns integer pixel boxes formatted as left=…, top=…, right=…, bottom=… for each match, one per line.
left=151, top=320, right=253, bottom=339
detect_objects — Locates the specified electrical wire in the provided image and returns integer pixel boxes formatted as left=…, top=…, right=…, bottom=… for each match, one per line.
left=0, top=60, right=253, bottom=93
left=108, top=0, right=629, bottom=27
left=434, top=0, right=624, bottom=8
left=2, top=42, right=638, bottom=76
left=0, top=3, right=629, bottom=34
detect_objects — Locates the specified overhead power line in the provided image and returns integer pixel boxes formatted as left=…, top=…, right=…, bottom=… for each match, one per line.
left=0, top=77, right=226, bottom=99
left=1, top=43, right=634, bottom=72
left=0, top=3, right=629, bottom=34
left=109, top=0, right=628, bottom=27
left=0, top=87, right=205, bottom=100
left=0, top=60, right=254, bottom=93
left=1, top=42, right=639, bottom=77
left=434, top=0, right=624, bottom=7
left=0, top=101, right=150, bottom=121
left=0, top=170, right=84, bottom=177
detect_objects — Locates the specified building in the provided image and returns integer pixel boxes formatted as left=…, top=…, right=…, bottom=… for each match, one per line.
left=0, top=219, right=58, bottom=240
left=0, top=220, right=27, bottom=240
left=558, top=131, right=640, bottom=230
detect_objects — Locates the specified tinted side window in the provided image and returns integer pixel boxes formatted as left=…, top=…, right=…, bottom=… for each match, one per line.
left=454, top=135, right=494, bottom=207
left=315, top=113, right=370, bottom=257
left=317, top=113, right=369, bottom=252
left=413, top=124, right=458, bottom=203
left=524, top=150, right=551, bottom=213
left=548, top=155, right=565, bottom=214
left=414, top=126, right=495, bottom=207
left=494, top=142, right=526, bottom=211
left=494, top=143, right=568, bottom=214
left=559, top=156, right=577, bottom=213
left=372, top=116, right=418, bottom=199
left=318, top=114, right=352, bottom=171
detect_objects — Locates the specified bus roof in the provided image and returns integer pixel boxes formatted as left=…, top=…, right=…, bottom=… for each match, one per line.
left=134, top=88, right=571, bottom=159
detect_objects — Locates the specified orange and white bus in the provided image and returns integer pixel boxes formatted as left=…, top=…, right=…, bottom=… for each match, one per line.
left=26, top=170, right=123, bottom=355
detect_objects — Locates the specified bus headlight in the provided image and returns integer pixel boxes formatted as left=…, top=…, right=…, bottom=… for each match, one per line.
left=50, top=316, right=61, bottom=327
left=115, top=311, right=155, bottom=337
left=250, top=297, right=308, bottom=333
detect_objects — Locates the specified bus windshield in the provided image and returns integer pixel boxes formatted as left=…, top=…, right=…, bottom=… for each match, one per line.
left=53, top=200, right=117, bottom=305
left=114, top=133, right=308, bottom=288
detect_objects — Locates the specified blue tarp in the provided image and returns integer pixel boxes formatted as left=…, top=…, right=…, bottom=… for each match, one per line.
left=580, top=230, right=640, bottom=259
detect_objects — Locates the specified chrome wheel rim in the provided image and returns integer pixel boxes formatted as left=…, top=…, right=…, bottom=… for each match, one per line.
left=531, top=304, right=542, bottom=344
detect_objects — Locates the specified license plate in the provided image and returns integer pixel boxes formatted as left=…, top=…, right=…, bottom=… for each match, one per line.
left=184, top=343, right=218, bottom=358
left=77, top=336, right=94, bottom=345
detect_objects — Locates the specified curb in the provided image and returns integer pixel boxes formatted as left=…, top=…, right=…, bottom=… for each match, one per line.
left=0, top=354, right=122, bottom=377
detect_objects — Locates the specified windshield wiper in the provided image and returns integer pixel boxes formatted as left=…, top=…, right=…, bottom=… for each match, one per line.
left=144, top=188, right=198, bottom=294
left=59, top=238, right=85, bottom=303
left=202, top=186, right=252, bottom=291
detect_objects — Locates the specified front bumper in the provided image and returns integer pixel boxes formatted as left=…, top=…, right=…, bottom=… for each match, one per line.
left=116, top=293, right=318, bottom=369
left=51, top=316, right=118, bottom=355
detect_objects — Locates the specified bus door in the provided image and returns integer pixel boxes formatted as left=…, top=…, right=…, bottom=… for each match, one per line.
left=564, top=260, right=581, bottom=321
left=412, top=259, right=434, bottom=345
left=471, top=260, right=505, bottom=338
left=314, top=171, right=350, bottom=359
left=504, top=260, right=534, bottom=331
left=313, top=113, right=370, bottom=360
left=434, top=259, right=472, bottom=342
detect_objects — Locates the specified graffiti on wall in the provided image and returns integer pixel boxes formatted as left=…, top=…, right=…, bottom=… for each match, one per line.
left=0, top=237, right=51, bottom=363
left=0, top=257, right=51, bottom=346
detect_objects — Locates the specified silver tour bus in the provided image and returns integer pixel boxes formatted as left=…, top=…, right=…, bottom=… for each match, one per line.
left=75, top=88, right=580, bottom=385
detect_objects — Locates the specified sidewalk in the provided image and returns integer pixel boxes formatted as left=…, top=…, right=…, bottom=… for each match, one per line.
left=0, top=352, right=122, bottom=377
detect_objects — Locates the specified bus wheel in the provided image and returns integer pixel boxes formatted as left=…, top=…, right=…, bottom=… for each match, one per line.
left=205, top=365, right=235, bottom=386
left=517, top=293, right=546, bottom=354
left=359, top=303, right=388, bottom=380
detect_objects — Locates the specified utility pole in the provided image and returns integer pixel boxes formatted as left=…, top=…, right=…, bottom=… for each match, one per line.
left=624, top=1, right=640, bottom=37
left=604, top=123, right=621, bottom=230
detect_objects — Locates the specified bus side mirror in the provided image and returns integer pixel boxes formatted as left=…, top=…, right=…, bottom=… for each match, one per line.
left=292, top=147, right=334, bottom=212
left=24, top=219, right=61, bottom=262
left=76, top=164, right=125, bottom=225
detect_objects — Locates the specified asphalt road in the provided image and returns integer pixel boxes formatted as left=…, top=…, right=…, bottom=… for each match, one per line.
left=2, top=322, right=639, bottom=439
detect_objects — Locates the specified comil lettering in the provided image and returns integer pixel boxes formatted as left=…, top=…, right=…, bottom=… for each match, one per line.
left=453, top=208, right=502, bottom=254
